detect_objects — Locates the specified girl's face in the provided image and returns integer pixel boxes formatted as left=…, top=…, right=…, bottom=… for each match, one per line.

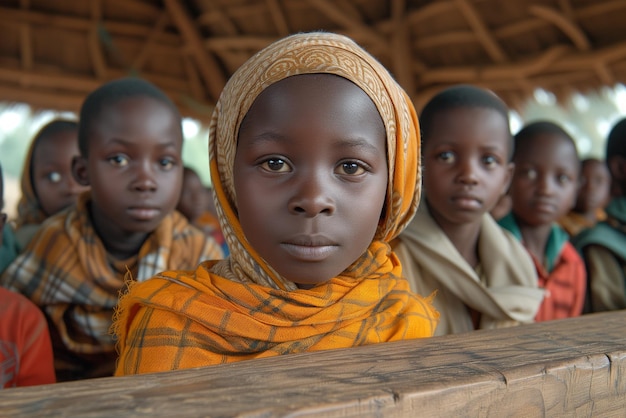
left=32, top=129, right=89, bottom=216
left=422, top=107, right=513, bottom=230
left=234, top=74, right=388, bottom=288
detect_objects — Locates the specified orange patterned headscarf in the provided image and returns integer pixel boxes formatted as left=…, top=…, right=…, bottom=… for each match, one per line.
left=113, top=33, right=436, bottom=375
left=209, top=31, right=421, bottom=290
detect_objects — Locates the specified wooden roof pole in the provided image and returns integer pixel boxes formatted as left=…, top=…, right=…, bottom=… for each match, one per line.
left=529, top=5, right=591, bottom=51
left=132, top=12, right=170, bottom=71
left=390, top=0, right=416, bottom=98
left=307, top=0, right=389, bottom=52
left=163, top=0, right=226, bottom=103
left=265, top=0, right=290, bottom=37
left=19, top=0, right=32, bottom=72
left=455, top=0, right=507, bottom=63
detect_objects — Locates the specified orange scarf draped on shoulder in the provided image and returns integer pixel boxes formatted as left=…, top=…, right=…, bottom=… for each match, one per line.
left=113, top=32, right=438, bottom=376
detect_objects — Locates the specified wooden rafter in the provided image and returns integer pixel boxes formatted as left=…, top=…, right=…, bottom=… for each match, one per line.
left=164, top=0, right=226, bottom=103
left=132, top=12, right=170, bottom=71
left=455, top=0, right=507, bottom=63
left=529, top=5, right=591, bottom=51
left=265, top=0, right=290, bottom=37
left=390, top=0, right=416, bottom=96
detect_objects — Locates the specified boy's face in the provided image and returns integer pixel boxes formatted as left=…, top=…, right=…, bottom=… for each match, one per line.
left=510, top=133, right=579, bottom=227
left=575, top=160, right=610, bottom=212
left=177, top=170, right=209, bottom=222
left=32, top=129, right=89, bottom=216
left=234, top=74, right=388, bottom=288
left=74, top=96, right=183, bottom=238
left=422, top=107, right=513, bottom=229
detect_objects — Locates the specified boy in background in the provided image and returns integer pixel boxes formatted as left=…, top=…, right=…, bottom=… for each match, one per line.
left=500, top=121, right=586, bottom=321
left=394, top=85, right=543, bottom=335
left=1, top=77, right=223, bottom=381
left=573, top=118, right=626, bottom=312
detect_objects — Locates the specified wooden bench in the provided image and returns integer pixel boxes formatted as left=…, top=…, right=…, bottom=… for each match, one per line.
left=1, top=311, right=625, bottom=417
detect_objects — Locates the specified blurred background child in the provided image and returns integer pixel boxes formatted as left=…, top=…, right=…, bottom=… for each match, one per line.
left=573, top=118, right=626, bottom=313
left=394, top=85, right=543, bottom=335
left=500, top=121, right=586, bottom=321
left=177, top=166, right=228, bottom=255
left=13, top=119, right=88, bottom=249
left=1, top=77, right=224, bottom=381
left=559, top=158, right=610, bottom=237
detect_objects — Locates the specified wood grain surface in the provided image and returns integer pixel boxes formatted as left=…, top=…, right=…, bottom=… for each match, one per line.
left=1, top=311, right=624, bottom=417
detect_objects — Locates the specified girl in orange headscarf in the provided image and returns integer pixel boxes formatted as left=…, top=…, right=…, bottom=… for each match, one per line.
left=113, top=32, right=438, bottom=375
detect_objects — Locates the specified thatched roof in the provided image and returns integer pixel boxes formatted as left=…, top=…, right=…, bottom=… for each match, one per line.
left=1, top=0, right=625, bottom=119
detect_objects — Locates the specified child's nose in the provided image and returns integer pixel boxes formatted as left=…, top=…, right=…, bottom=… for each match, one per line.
left=131, top=162, right=158, bottom=192
left=456, top=160, right=479, bottom=185
left=288, top=173, right=336, bottom=217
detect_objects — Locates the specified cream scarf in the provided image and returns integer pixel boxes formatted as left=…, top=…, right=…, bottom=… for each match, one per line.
left=395, top=204, right=544, bottom=335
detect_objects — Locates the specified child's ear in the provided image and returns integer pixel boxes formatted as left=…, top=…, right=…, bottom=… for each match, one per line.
left=72, top=156, right=90, bottom=186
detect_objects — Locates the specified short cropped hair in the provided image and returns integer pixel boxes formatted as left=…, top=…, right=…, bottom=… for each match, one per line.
left=606, top=118, right=626, bottom=160
left=513, top=120, right=577, bottom=158
left=78, top=77, right=180, bottom=156
left=419, top=84, right=512, bottom=156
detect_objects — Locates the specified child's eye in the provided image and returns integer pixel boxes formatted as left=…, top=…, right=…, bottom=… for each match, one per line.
left=520, top=168, right=537, bottom=180
left=108, top=155, right=129, bottom=167
left=260, top=158, right=290, bottom=173
left=159, top=158, right=176, bottom=170
left=437, top=151, right=455, bottom=163
left=46, top=172, right=62, bottom=183
left=337, top=161, right=366, bottom=176
left=557, top=174, right=571, bottom=185
left=482, top=155, right=499, bottom=167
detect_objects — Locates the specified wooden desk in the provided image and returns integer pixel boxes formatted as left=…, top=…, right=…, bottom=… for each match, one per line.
left=1, top=311, right=625, bottom=417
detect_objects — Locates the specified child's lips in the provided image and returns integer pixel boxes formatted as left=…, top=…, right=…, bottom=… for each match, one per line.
left=281, top=235, right=339, bottom=262
left=451, top=194, right=481, bottom=210
left=127, top=207, right=161, bottom=221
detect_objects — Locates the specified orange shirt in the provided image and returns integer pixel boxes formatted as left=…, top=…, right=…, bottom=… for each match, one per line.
left=0, top=287, right=55, bottom=388
left=532, top=242, right=586, bottom=321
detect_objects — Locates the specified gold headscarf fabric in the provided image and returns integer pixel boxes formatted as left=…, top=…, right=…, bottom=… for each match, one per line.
left=113, top=33, right=437, bottom=375
left=209, top=31, right=420, bottom=290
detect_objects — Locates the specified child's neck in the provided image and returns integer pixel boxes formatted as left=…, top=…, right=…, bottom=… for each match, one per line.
left=438, top=220, right=481, bottom=268
left=88, top=203, right=150, bottom=261
left=517, top=221, right=552, bottom=263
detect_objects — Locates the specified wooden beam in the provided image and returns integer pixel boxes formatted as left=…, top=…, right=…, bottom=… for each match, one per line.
left=0, top=6, right=181, bottom=44
left=529, top=5, right=591, bottom=51
left=132, top=12, right=170, bottom=71
left=454, top=0, right=507, bottom=63
left=1, top=312, right=625, bottom=416
left=163, top=0, right=226, bottom=103
left=265, top=0, right=290, bottom=37
left=88, top=24, right=108, bottom=80
left=307, top=0, right=389, bottom=52
left=19, top=24, right=32, bottom=71
left=390, top=0, right=416, bottom=95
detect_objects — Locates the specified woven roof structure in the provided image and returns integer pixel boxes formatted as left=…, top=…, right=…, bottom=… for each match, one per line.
left=1, top=0, right=625, bottom=119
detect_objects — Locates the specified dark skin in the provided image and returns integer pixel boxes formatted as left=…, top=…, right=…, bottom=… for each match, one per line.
left=177, top=168, right=210, bottom=223
left=509, top=132, right=579, bottom=264
left=72, top=97, right=183, bottom=260
left=422, top=107, right=513, bottom=267
left=32, top=129, right=89, bottom=216
left=234, top=74, right=388, bottom=288
left=573, top=159, right=610, bottom=222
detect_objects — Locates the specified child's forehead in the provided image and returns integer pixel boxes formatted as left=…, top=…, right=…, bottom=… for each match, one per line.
left=516, top=133, right=579, bottom=167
